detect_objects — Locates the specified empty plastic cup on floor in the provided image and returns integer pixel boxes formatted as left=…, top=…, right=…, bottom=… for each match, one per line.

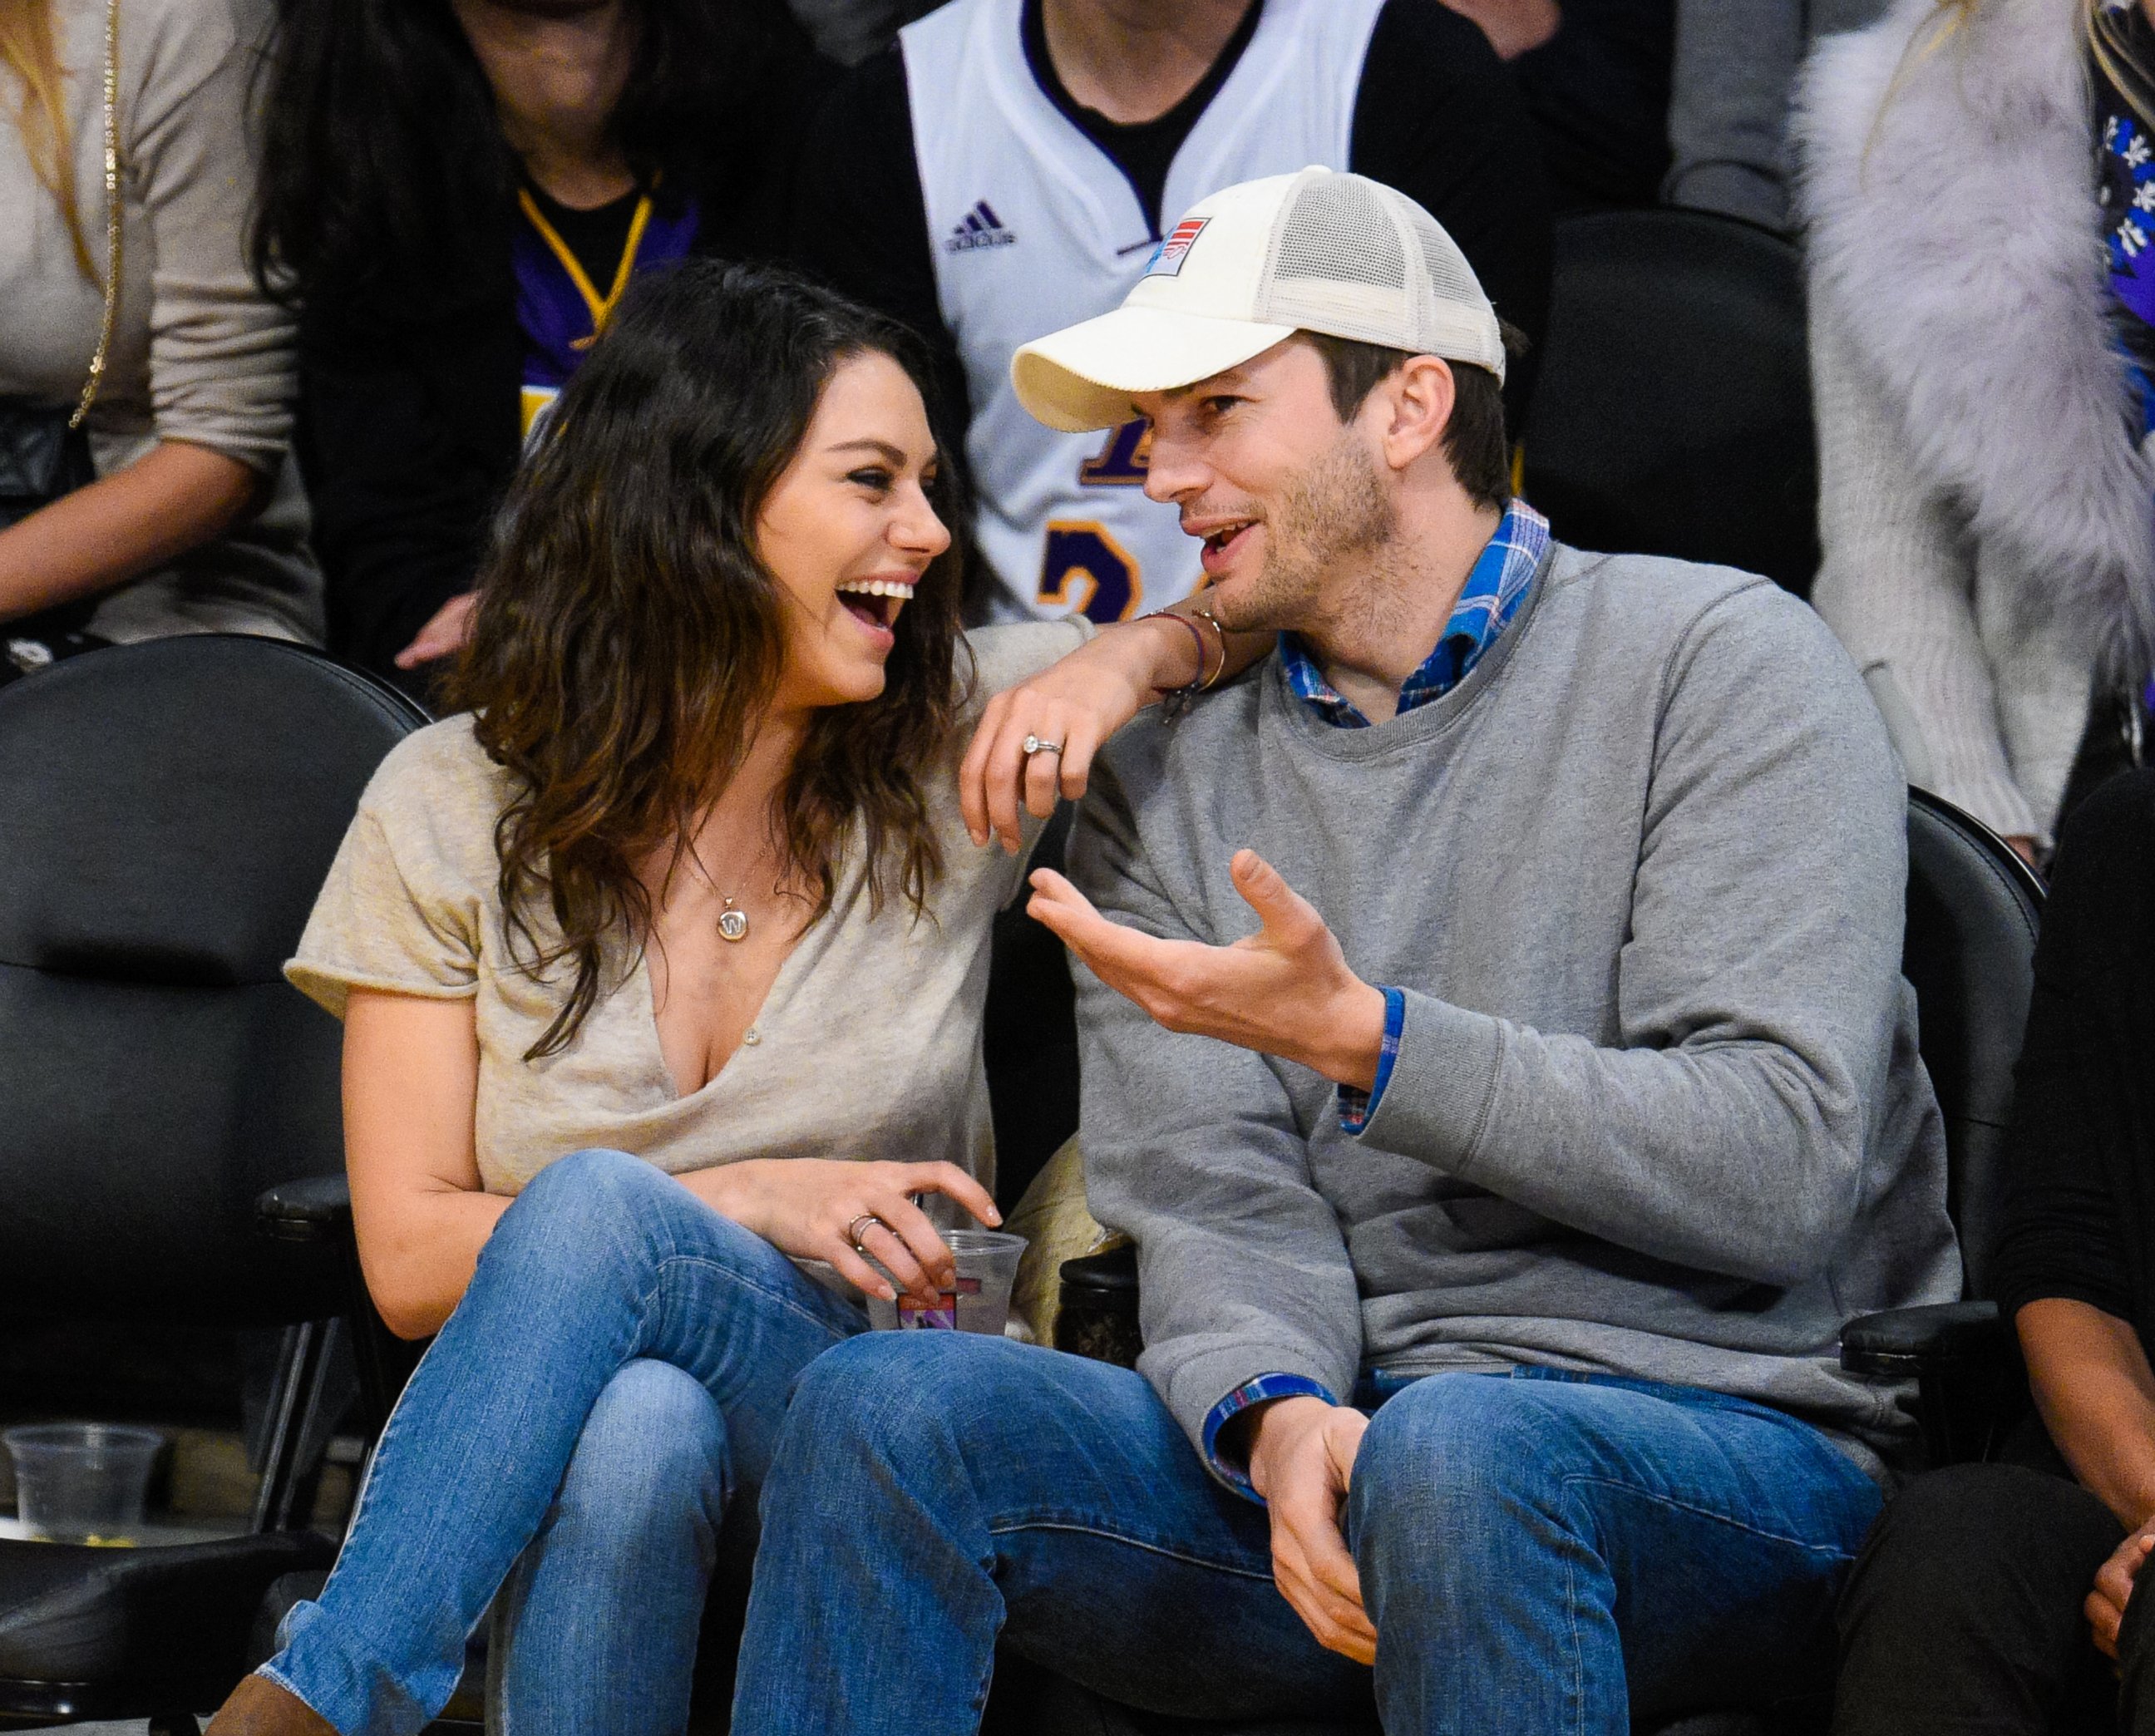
left=866, top=1228, right=1028, bottom=1334
left=3, top=1423, right=164, bottom=1545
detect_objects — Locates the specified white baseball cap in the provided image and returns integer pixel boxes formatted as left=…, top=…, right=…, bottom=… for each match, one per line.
left=1011, top=166, right=1507, bottom=435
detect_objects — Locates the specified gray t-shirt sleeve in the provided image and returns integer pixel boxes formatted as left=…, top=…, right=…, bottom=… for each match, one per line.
left=1070, top=726, right=1364, bottom=1467
left=284, top=736, right=489, bottom=1019
left=1355, top=581, right=1914, bottom=1289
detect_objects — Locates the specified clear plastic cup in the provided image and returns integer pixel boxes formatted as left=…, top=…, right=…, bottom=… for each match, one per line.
left=865, top=1229, right=1028, bottom=1334
left=3, top=1423, right=164, bottom=1545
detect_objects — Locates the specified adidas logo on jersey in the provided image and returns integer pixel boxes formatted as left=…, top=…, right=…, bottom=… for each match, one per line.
left=945, top=200, right=1017, bottom=254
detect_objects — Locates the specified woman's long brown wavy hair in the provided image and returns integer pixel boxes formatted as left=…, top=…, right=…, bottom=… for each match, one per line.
left=449, top=261, right=969, bottom=1058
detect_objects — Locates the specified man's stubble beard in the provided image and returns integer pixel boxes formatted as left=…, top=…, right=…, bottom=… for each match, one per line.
left=1204, top=430, right=1400, bottom=639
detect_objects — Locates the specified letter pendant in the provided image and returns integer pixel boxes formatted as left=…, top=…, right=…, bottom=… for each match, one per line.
left=718, top=899, right=749, bottom=943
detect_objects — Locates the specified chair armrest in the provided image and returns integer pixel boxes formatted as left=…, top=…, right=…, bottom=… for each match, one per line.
left=1842, top=1300, right=2001, bottom=1377
left=254, top=1175, right=353, bottom=1245
left=1056, top=1243, right=1141, bottom=1369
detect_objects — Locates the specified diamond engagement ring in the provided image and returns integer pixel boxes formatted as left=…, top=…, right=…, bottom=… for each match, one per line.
left=1022, top=734, right=1064, bottom=757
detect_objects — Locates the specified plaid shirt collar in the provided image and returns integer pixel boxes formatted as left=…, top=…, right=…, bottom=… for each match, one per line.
left=1280, top=500, right=1551, bottom=728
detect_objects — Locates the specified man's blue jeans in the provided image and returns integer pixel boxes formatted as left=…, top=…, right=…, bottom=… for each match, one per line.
left=259, top=1148, right=865, bottom=1736
left=731, top=1334, right=1884, bottom=1735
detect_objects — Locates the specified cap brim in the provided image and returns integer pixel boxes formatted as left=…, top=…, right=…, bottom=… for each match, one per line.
left=1011, top=305, right=1299, bottom=433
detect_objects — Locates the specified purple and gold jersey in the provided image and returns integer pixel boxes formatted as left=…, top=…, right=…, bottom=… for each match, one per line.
left=512, top=184, right=700, bottom=443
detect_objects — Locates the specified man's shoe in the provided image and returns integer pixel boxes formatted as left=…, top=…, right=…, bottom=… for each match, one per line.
left=204, top=1672, right=338, bottom=1736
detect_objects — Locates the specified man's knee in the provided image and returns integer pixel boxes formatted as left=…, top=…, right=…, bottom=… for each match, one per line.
left=1352, top=1375, right=1579, bottom=1541
left=552, top=1359, right=728, bottom=1545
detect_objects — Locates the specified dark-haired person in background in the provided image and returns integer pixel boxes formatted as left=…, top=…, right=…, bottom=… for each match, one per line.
left=788, top=0, right=1551, bottom=626
left=251, top=0, right=826, bottom=694
left=1835, top=769, right=2155, bottom=1736
left=200, top=259, right=1265, bottom=1736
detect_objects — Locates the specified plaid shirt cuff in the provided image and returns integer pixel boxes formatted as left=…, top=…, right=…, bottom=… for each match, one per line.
left=1202, top=1373, right=1341, bottom=1502
left=1338, top=986, right=1406, bottom=1133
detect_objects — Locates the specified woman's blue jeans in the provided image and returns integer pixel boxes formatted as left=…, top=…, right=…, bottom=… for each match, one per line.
left=731, top=1332, right=1885, bottom=1735
left=259, top=1147, right=865, bottom=1736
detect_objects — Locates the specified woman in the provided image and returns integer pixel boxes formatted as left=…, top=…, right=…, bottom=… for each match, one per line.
left=0, top=0, right=318, bottom=677
left=1834, top=768, right=2155, bottom=1734
left=1797, top=0, right=2155, bottom=858
left=251, top=0, right=824, bottom=691
left=205, top=259, right=1248, bottom=1736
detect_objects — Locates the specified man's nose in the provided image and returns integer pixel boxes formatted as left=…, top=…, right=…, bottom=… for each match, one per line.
left=1142, top=435, right=1206, bottom=506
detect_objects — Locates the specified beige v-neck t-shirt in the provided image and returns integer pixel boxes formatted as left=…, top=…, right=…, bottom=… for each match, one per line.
left=285, top=621, right=1089, bottom=1195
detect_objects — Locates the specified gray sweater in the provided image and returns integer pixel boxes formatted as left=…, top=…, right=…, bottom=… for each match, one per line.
left=1070, top=543, right=1960, bottom=1477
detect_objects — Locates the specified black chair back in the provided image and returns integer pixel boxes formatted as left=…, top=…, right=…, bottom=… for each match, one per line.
left=0, top=638, right=426, bottom=1326
left=1521, top=208, right=1817, bottom=596
left=1901, top=787, right=2044, bottom=1299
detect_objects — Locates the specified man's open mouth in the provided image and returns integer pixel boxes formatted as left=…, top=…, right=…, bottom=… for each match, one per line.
left=1197, top=520, right=1257, bottom=565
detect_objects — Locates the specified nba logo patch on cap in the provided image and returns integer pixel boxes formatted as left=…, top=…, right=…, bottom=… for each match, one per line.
left=1144, top=216, right=1209, bottom=279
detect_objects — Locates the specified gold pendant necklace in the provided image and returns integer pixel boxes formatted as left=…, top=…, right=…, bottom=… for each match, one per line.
left=718, top=897, right=749, bottom=943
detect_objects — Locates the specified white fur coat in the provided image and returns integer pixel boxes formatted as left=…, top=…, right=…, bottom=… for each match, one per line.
left=1795, top=0, right=2155, bottom=834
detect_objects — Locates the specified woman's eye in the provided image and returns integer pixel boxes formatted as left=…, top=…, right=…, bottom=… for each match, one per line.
left=849, top=468, right=894, bottom=491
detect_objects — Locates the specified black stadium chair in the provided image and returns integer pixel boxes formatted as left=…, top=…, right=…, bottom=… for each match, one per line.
left=1025, top=788, right=2044, bottom=1735
left=0, top=637, right=426, bottom=1728
left=1521, top=208, right=1817, bottom=599
left=1837, top=787, right=2046, bottom=1466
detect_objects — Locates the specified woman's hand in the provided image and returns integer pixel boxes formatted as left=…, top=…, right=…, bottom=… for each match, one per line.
left=2088, top=1525, right=2155, bottom=1659
left=961, top=604, right=1268, bottom=852
left=683, top=1158, right=1000, bottom=1305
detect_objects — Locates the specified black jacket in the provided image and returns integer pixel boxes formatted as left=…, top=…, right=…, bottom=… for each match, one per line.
left=1991, top=768, right=2155, bottom=1351
left=301, top=45, right=831, bottom=692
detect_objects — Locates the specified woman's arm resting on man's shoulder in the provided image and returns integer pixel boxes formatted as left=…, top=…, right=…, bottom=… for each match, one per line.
left=343, top=987, right=506, bottom=1340
left=960, top=599, right=1270, bottom=852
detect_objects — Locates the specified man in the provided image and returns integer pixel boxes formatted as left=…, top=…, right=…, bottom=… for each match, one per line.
left=787, top=0, right=1551, bottom=625
left=731, top=170, right=1958, bottom=1734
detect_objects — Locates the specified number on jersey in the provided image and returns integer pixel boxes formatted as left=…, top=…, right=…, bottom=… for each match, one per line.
left=1078, top=418, right=1152, bottom=486
left=1038, top=520, right=1142, bottom=623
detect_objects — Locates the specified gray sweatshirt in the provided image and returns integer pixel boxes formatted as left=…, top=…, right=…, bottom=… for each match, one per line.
left=1070, top=543, right=1960, bottom=1477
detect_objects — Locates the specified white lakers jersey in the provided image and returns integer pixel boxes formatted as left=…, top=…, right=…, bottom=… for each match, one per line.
left=902, top=0, right=1383, bottom=623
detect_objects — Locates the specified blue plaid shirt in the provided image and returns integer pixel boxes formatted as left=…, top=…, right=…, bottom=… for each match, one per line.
left=1203, top=500, right=1551, bottom=1500
left=1280, top=498, right=1548, bottom=729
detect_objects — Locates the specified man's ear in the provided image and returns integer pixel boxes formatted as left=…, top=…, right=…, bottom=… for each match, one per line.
left=1374, top=355, right=1456, bottom=473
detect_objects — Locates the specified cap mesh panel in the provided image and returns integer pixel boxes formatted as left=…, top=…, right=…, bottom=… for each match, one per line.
left=1251, top=172, right=1500, bottom=374
left=1411, top=207, right=1486, bottom=313
left=1268, top=175, right=1408, bottom=289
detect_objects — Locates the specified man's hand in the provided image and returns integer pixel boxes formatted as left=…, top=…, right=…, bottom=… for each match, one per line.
left=1439, top=0, right=1561, bottom=57
left=2089, top=1524, right=2155, bottom=1660
left=1025, top=851, right=1388, bottom=1088
left=1244, top=1397, right=1376, bottom=1662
